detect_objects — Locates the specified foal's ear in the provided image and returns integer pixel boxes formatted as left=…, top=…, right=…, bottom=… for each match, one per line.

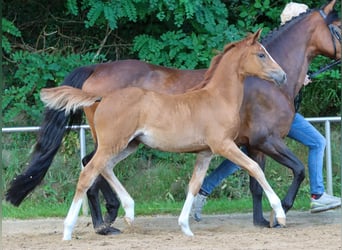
left=247, top=29, right=262, bottom=45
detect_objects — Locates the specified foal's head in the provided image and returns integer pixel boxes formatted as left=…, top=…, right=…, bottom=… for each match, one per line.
left=236, top=29, right=287, bottom=85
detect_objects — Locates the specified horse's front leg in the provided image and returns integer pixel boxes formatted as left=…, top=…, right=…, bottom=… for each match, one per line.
left=215, top=141, right=286, bottom=227
left=247, top=149, right=269, bottom=227
left=178, top=150, right=213, bottom=236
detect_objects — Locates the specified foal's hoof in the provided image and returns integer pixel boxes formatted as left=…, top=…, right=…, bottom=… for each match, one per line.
left=124, top=216, right=134, bottom=226
left=269, top=210, right=286, bottom=228
left=95, top=226, right=121, bottom=235
left=181, top=226, right=194, bottom=237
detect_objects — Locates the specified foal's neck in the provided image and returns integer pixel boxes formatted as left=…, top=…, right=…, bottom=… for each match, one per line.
left=205, top=54, right=245, bottom=108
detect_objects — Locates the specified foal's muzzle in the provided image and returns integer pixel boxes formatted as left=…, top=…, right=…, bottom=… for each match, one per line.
left=271, top=70, right=287, bottom=86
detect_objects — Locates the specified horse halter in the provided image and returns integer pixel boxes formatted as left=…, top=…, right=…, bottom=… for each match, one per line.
left=319, top=9, right=341, bottom=59
left=308, top=9, right=342, bottom=79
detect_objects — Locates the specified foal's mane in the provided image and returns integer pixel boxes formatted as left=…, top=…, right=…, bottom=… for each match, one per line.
left=186, top=39, right=243, bottom=92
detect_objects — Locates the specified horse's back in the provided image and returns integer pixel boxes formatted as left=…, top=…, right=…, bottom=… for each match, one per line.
left=82, top=60, right=205, bottom=96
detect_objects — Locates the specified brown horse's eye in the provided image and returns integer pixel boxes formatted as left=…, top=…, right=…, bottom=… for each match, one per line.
left=257, top=53, right=266, bottom=59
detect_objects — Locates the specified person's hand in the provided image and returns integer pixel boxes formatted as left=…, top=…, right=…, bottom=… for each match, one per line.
left=304, top=75, right=311, bottom=86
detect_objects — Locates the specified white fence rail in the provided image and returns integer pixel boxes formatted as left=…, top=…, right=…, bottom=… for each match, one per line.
left=2, top=117, right=341, bottom=195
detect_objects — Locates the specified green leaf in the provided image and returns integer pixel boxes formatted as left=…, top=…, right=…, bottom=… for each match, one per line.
left=66, top=0, right=79, bottom=15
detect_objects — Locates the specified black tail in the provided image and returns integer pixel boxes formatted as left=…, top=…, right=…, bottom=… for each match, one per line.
left=5, top=65, right=96, bottom=206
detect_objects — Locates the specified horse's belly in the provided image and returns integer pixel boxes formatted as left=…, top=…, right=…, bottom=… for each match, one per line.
left=137, top=132, right=208, bottom=153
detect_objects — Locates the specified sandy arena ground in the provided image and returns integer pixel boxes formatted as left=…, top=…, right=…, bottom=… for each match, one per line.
left=2, top=209, right=341, bottom=250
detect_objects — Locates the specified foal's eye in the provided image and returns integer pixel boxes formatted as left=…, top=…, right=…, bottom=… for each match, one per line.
left=257, top=53, right=266, bottom=59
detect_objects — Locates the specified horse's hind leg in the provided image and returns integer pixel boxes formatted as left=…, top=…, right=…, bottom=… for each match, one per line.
left=178, top=150, right=213, bottom=236
left=84, top=149, right=121, bottom=235
left=252, top=139, right=305, bottom=222
left=99, top=141, right=140, bottom=226
left=83, top=150, right=105, bottom=231
left=247, top=149, right=269, bottom=227
left=63, top=152, right=112, bottom=240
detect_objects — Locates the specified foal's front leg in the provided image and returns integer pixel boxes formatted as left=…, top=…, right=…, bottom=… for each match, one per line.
left=178, top=150, right=213, bottom=236
left=215, top=141, right=286, bottom=227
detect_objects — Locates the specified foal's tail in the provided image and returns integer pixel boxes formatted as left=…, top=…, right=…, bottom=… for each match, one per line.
left=5, top=66, right=95, bottom=206
left=40, top=86, right=101, bottom=115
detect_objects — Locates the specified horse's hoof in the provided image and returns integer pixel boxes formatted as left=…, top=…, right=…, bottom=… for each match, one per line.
left=254, top=218, right=270, bottom=228
left=124, top=216, right=133, bottom=226
left=63, top=234, right=72, bottom=241
left=179, top=222, right=194, bottom=236
left=269, top=210, right=286, bottom=228
left=276, top=217, right=286, bottom=228
left=104, top=212, right=118, bottom=225
left=95, top=226, right=121, bottom=235
left=181, top=227, right=194, bottom=237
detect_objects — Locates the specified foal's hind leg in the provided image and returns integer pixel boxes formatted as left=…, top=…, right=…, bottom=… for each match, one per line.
left=84, top=149, right=121, bottom=235
left=98, top=141, right=140, bottom=226
left=63, top=152, right=113, bottom=240
left=63, top=142, right=138, bottom=240
left=178, top=150, right=213, bottom=236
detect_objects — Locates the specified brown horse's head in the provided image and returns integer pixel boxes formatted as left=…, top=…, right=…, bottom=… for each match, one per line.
left=311, top=0, right=341, bottom=59
left=238, top=29, right=287, bottom=85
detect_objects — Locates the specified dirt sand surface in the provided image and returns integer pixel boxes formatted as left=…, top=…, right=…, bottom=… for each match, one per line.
left=2, top=209, right=341, bottom=250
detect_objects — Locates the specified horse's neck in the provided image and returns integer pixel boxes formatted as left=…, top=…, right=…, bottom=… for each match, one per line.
left=205, top=59, right=244, bottom=109
left=266, top=20, right=313, bottom=100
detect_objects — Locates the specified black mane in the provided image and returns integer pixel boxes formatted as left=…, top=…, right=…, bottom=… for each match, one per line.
left=261, top=9, right=314, bottom=46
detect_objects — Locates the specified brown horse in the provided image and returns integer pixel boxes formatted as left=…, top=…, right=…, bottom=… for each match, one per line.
left=5, top=0, right=340, bottom=235
left=40, top=31, right=287, bottom=240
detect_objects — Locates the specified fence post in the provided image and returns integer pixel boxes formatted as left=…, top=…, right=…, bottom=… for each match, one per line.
left=324, top=120, right=333, bottom=195
left=79, top=127, right=89, bottom=216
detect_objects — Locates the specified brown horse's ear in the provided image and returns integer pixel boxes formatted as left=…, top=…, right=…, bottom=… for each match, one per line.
left=247, top=29, right=262, bottom=45
left=323, top=0, right=336, bottom=15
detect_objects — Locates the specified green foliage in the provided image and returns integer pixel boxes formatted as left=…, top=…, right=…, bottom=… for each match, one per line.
left=3, top=51, right=106, bottom=126
left=69, top=0, right=139, bottom=30
left=130, top=0, right=235, bottom=69
left=66, top=0, right=79, bottom=16
left=300, top=56, right=341, bottom=116
left=2, top=18, right=21, bottom=53
left=3, top=0, right=341, bottom=126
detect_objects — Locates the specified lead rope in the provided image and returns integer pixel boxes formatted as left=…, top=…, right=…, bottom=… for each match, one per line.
left=308, top=59, right=341, bottom=79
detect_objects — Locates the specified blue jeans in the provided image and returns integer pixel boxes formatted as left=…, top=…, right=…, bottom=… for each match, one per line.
left=287, top=113, right=326, bottom=195
left=200, top=149, right=243, bottom=195
left=200, top=113, right=326, bottom=196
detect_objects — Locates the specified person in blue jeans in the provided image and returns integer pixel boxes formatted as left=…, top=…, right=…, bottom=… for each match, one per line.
left=191, top=2, right=341, bottom=222
left=191, top=112, right=341, bottom=221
